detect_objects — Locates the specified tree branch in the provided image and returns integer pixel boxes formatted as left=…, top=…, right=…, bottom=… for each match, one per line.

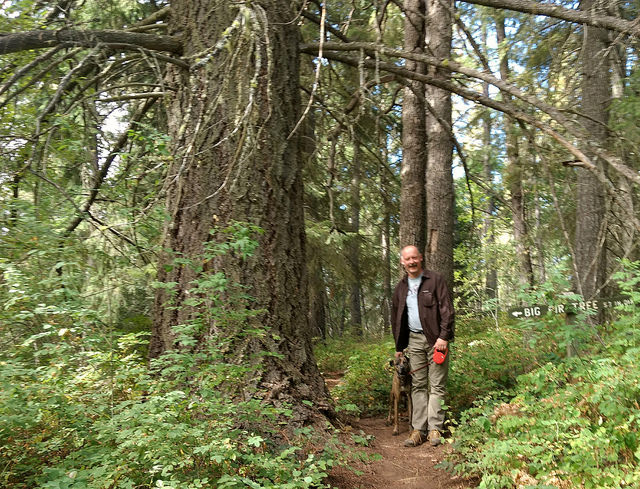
left=0, top=47, right=82, bottom=110
left=460, top=0, right=640, bottom=38
left=131, top=5, right=171, bottom=28
left=301, top=10, right=351, bottom=43
left=28, top=167, right=153, bottom=262
left=0, top=45, right=64, bottom=99
left=301, top=42, right=640, bottom=187
left=0, top=29, right=182, bottom=55
left=305, top=49, right=640, bottom=193
left=96, top=92, right=166, bottom=102
left=62, top=96, right=158, bottom=238
left=303, top=41, right=574, bottom=130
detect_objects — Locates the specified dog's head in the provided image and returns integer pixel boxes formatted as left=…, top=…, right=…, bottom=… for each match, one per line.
left=390, top=355, right=411, bottom=377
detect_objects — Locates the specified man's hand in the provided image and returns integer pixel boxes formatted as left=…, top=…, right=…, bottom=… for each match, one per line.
left=434, top=338, right=448, bottom=352
left=395, top=351, right=403, bottom=359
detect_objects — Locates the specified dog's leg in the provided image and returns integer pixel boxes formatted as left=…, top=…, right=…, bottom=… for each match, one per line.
left=386, top=390, right=394, bottom=426
left=392, top=388, right=400, bottom=436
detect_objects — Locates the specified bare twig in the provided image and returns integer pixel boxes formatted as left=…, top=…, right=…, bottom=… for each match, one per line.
left=62, top=96, right=158, bottom=238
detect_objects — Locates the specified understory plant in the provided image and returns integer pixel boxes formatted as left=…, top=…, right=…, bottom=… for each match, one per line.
left=314, top=311, right=545, bottom=420
left=445, top=262, right=640, bottom=489
left=324, top=338, right=396, bottom=416
left=1, top=335, right=344, bottom=489
left=446, top=315, right=548, bottom=421
left=0, top=225, right=346, bottom=489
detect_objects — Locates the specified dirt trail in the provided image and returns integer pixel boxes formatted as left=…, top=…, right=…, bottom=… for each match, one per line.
left=323, top=373, right=473, bottom=489
left=327, top=416, right=472, bottom=489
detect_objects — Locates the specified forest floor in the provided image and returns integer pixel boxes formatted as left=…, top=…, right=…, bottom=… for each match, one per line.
left=324, top=374, right=475, bottom=489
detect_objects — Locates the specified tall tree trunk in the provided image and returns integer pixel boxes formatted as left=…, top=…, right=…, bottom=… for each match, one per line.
left=480, top=23, right=497, bottom=299
left=150, top=0, right=329, bottom=410
left=496, top=18, right=535, bottom=289
left=424, top=0, right=455, bottom=291
left=337, top=293, right=347, bottom=336
left=381, top=147, right=393, bottom=334
left=607, top=11, right=636, bottom=275
left=574, top=0, right=609, bottom=300
left=302, top=106, right=327, bottom=340
left=309, top=259, right=328, bottom=340
left=482, top=81, right=497, bottom=300
left=533, top=180, right=547, bottom=283
left=400, top=0, right=427, bottom=251
left=349, top=139, right=363, bottom=335
left=9, top=174, right=20, bottom=224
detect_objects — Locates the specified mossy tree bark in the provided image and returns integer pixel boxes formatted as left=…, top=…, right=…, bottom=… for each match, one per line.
left=150, top=0, right=330, bottom=413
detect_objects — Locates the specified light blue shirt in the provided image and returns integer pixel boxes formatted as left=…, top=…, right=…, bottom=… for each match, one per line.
left=407, top=274, right=423, bottom=332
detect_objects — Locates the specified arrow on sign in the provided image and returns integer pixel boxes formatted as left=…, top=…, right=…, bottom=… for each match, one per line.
left=511, top=311, right=523, bottom=317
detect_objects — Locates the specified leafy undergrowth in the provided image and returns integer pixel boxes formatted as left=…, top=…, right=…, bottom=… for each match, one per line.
left=316, top=263, right=640, bottom=488
left=0, top=330, right=355, bottom=489
left=315, top=336, right=394, bottom=416
left=445, top=340, right=640, bottom=488
left=0, top=228, right=356, bottom=489
left=443, top=264, right=640, bottom=489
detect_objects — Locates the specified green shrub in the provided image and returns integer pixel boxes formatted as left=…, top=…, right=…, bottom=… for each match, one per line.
left=332, top=341, right=395, bottom=416
left=315, top=337, right=395, bottom=416
left=0, top=225, right=348, bottom=489
left=315, top=318, right=545, bottom=421
left=445, top=263, right=640, bottom=489
left=447, top=352, right=640, bottom=488
left=314, top=335, right=372, bottom=374
left=0, top=337, right=345, bottom=489
left=447, top=315, right=546, bottom=419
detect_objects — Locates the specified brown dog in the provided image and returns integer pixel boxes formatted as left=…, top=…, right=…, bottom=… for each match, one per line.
left=386, top=355, right=412, bottom=436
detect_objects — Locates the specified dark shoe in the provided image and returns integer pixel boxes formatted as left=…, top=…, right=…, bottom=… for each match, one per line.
left=428, top=429, right=442, bottom=446
left=403, top=430, right=425, bottom=447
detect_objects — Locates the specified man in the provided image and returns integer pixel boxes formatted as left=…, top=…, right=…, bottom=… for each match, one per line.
left=391, top=245, right=455, bottom=447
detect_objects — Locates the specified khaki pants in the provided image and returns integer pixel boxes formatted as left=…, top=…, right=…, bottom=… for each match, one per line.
left=406, top=331, right=449, bottom=433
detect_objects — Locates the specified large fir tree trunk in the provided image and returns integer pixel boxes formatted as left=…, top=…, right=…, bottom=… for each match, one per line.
left=399, top=0, right=427, bottom=251
left=150, top=0, right=329, bottom=410
left=574, top=0, right=609, bottom=300
left=424, top=0, right=455, bottom=290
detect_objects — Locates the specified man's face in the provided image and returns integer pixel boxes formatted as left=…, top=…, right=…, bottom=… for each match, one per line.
left=400, top=246, right=423, bottom=278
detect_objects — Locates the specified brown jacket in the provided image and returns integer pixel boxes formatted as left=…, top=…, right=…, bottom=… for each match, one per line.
left=391, top=270, right=455, bottom=352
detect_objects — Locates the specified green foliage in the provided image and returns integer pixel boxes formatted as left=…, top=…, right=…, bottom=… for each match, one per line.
left=350, top=431, right=375, bottom=447
left=315, top=316, right=546, bottom=421
left=0, top=226, right=346, bottom=489
left=445, top=266, right=640, bottom=489
left=315, top=336, right=394, bottom=416
left=0, top=338, right=343, bottom=489
left=314, top=335, right=369, bottom=374
left=447, top=315, right=545, bottom=420
left=610, top=70, right=640, bottom=152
